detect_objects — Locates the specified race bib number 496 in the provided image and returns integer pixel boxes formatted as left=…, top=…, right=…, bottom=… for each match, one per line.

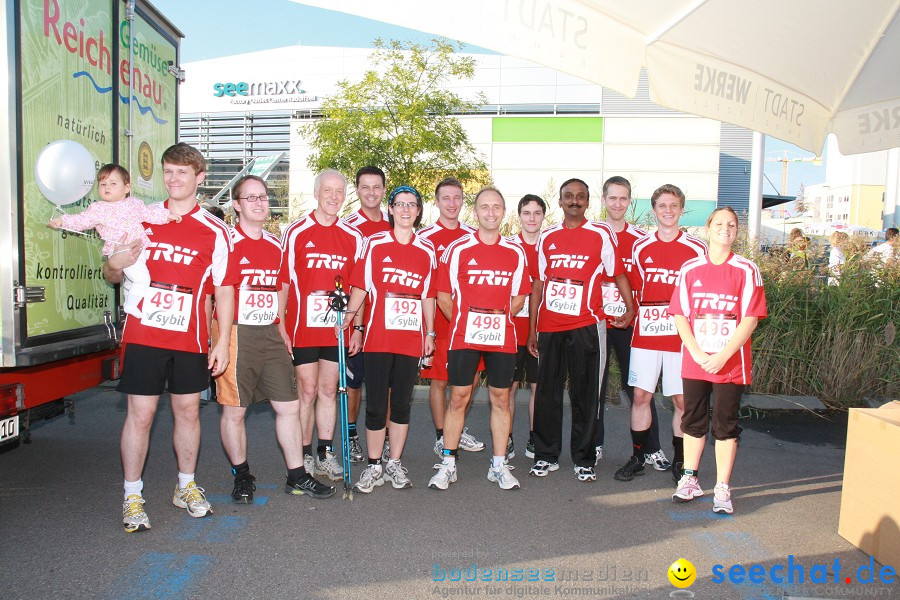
left=638, top=303, right=676, bottom=337
left=142, top=282, right=192, bottom=332
left=385, top=293, right=421, bottom=331
left=545, top=278, right=583, bottom=316
left=693, top=314, right=737, bottom=353
left=306, top=292, right=336, bottom=328
left=239, top=286, right=277, bottom=325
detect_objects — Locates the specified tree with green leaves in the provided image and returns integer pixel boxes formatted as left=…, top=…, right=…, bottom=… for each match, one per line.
left=303, top=38, right=490, bottom=197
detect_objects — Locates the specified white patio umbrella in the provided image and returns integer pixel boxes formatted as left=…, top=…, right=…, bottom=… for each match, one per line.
left=291, top=0, right=900, bottom=156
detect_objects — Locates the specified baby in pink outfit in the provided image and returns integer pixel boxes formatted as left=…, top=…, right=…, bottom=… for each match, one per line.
left=48, top=164, right=180, bottom=317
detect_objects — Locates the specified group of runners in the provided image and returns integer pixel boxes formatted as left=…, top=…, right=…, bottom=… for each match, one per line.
left=104, top=142, right=766, bottom=534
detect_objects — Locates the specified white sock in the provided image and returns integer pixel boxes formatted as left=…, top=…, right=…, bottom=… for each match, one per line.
left=177, top=472, right=195, bottom=489
left=492, top=456, right=504, bottom=468
left=124, top=479, right=143, bottom=499
left=442, top=455, right=456, bottom=467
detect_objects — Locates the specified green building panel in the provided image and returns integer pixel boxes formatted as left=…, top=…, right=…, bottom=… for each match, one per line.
left=627, top=199, right=717, bottom=228
left=492, top=117, right=603, bottom=143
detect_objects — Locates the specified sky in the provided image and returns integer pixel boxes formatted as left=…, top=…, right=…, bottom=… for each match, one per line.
left=152, top=0, right=825, bottom=196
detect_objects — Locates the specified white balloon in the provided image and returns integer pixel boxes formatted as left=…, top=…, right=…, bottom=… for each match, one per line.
left=34, top=140, right=97, bottom=206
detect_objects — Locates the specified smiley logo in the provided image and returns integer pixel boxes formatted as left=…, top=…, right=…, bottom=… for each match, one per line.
left=668, top=558, right=696, bottom=588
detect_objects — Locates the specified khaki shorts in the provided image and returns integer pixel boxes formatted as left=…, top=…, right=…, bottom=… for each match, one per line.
left=212, top=323, right=296, bottom=407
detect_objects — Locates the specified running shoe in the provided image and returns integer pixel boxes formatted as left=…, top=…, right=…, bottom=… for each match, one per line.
left=381, top=438, right=391, bottom=463
left=433, top=436, right=444, bottom=456
left=672, top=474, right=704, bottom=502
left=173, top=482, right=212, bottom=518
left=122, top=494, right=150, bottom=533
left=614, top=456, right=646, bottom=482
left=353, top=464, right=385, bottom=494
left=506, top=437, right=516, bottom=461
left=459, top=428, right=485, bottom=452
left=231, top=473, right=256, bottom=504
left=384, top=459, right=413, bottom=489
left=428, top=462, right=458, bottom=490
left=644, top=450, right=672, bottom=471
left=529, top=460, right=559, bottom=477
left=348, top=436, right=365, bottom=464
left=574, top=466, right=596, bottom=482
left=713, top=482, right=734, bottom=514
left=285, top=473, right=335, bottom=498
left=595, top=445, right=604, bottom=464
left=524, top=439, right=535, bottom=459
left=315, top=449, right=344, bottom=481
left=488, top=463, right=521, bottom=490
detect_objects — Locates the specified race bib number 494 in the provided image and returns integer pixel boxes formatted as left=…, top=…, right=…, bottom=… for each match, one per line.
left=142, top=282, right=192, bottom=332
left=545, top=278, right=583, bottom=316
left=306, top=292, right=336, bottom=328
left=464, top=308, right=506, bottom=346
left=385, top=293, right=421, bottom=331
left=239, top=286, right=277, bottom=325
left=638, top=303, right=676, bottom=337
left=693, top=314, right=737, bottom=353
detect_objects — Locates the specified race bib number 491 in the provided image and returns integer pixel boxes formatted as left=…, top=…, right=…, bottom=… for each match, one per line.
left=638, top=303, right=676, bottom=337
left=142, top=282, right=193, bottom=332
left=239, top=286, right=277, bottom=325
left=601, top=282, right=626, bottom=317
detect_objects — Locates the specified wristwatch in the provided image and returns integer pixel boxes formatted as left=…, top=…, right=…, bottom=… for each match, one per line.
left=353, top=325, right=365, bottom=332
left=426, top=331, right=437, bottom=338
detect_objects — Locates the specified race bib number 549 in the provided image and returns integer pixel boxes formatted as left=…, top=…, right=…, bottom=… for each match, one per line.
left=545, top=278, right=583, bottom=316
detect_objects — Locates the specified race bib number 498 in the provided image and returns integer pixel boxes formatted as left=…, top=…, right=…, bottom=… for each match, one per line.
left=464, top=308, right=506, bottom=346
left=142, top=282, right=192, bottom=332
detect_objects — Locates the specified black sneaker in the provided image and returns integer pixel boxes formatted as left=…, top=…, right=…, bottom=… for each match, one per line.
left=231, top=473, right=256, bottom=504
left=285, top=473, right=336, bottom=499
left=614, top=456, right=645, bottom=482
left=672, top=461, right=684, bottom=484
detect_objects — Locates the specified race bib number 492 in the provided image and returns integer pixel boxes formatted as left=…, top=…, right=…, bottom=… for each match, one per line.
left=638, top=303, right=676, bottom=337
left=385, top=293, right=421, bottom=331
left=142, top=282, right=192, bottom=332
left=306, top=292, right=336, bottom=328
left=239, top=286, right=277, bottom=325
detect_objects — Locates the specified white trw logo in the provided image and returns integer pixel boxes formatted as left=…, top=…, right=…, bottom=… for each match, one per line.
left=306, top=252, right=348, bottom=269
left=146, top=242, right=199, bottom=265
left=467, top=269, right=512, bottom=286
left=382, top=267, right=423, bottom=288
left=549, top=254, right=588, bottom=269
left=692, top=292, right=738, bottom=311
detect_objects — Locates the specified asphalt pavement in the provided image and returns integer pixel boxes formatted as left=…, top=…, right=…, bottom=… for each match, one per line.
left=0, top=384, right=893, bottom=600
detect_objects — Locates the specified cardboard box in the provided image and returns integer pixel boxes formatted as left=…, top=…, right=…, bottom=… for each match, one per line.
left=838, top=408, right=900, bottom=566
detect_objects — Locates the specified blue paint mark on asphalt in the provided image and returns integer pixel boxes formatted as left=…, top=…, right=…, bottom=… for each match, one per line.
left=668, top=509, right=733, bottom=521
left=206, top=493, right=269, bottom=506
left=97, top=551, right=214, bottom=599
left=176, top=515, right=248, bottom=543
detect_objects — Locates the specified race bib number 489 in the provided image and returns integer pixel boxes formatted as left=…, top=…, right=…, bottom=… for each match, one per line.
left=239, top=286, right=277, bottom=325
left=464, top=308, right=506, bottom=346
left=638, top=303, right=676, bottom=337
left=142, top=282, right=192, bottom=332
left=385, top=293, right=421, bottom=331
left=545, top=278, right=583, bottom=316
left=693, top=314, right=737, bottom=353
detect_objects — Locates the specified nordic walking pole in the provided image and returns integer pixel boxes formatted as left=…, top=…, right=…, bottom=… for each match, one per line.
left=330, top=275, right=353, bottom=500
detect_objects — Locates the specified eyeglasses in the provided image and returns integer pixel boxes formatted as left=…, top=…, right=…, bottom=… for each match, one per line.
left=392, top=201, right=419, bottom=209
left=236, top=195, right=269, bottom=203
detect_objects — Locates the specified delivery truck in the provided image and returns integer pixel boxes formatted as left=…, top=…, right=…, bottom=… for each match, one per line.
left=0, top=0, right=182, bottom=447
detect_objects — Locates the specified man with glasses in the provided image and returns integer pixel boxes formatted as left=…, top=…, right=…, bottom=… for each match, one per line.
left=278, top=169, right=364, bottom=482
left=342, top=167, right=391, bottom=463
left=217, top=176, right=335, bottom=502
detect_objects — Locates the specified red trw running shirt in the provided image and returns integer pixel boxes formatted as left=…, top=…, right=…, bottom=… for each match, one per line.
left=507, top=232, right=539, bottom=346
left=278, top=212, right=363, bottom=347
left=124, top=203, right=233, bottom=353
left=224, top=224, right=282, bottom=325
left=418, top=220, right=476, bottom=343
left=535, top=220, right=621, bottom=333
left=601, top=223, right=646, bottom=328
left=437, top=232, right=529, bottom=353
left=668, top=253, right=767, bottom=385
left=343, top=209, right=391, bottom=239
left=349, top=231, right=437, bottom=358
left=631, top=231, right=708, bottom=352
